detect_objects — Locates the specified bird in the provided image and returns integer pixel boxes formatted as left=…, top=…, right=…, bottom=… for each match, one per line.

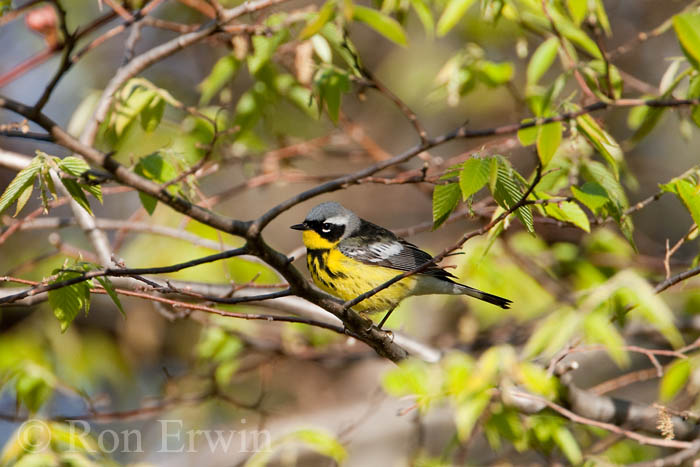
left=290, top=202, right=511, bottom=328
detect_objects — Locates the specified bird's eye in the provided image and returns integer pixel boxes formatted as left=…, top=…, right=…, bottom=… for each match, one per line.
left=321, top=223, right=332, bottom=233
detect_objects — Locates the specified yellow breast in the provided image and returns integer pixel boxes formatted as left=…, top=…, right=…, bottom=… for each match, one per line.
left=305, top=246, right=418, bottom=313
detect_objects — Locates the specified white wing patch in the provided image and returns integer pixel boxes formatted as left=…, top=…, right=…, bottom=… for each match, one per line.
left=367, top=242, right=403, bottom=262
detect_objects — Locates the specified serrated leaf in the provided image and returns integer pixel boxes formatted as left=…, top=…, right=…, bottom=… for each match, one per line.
left=673, top=12, right=700, bottom=69
left=60, top=178, right=92, bottom=215
left=48, top=271, right=90, bottom=332
left=57, top=156, right=90, bottom=177
left=536, top=121, right=562, bottom=166
left=410, top=0, right=434, bottom=37
left=527, top=37, right=559, bottom=86
left=300, top=1, right=336, bottom=40
left=459, top=157, right=490, bottom=200
left=96, top=277, right=125, bottom=317
left=576, top=114, right=623, bottom=178
left=0, top=155, right=43, bottom=217
left=14, top=183, right=33, bottom=217
left=353, top=6, right=407, bottom=46
left=436, top=0, right=476, bottom=36
left=659, top=358, right=691, bottom=402
left=581, top=161, right=628, bottom=210
left=491, top=160, right=534, bottom=233
left=432, top=182, right=461, bottom=229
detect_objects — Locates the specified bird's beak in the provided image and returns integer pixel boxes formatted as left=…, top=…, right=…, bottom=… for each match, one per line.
left=290, top=223, right=308, bottom=231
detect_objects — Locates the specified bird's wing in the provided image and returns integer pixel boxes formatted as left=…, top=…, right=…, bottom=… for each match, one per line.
left=339, top=221, right=456, bottom=280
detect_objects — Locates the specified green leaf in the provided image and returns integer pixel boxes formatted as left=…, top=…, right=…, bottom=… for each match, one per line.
left=299, top=0, right=336, bottom=40
left=134, top=153, right=179, bottom=215
left=581, top=161, right=628, bottom=210
left=583, top=311, right=628, bottom=367
left=566, top=0, right=587, bottom=25
left=491, top=160, right=535, bottom=233
left=14, top=183, right=33, bottom=217
left=524, top=307, right=582, bottom=359
left=352, top=6, right=407, bottom=46
left=517, top=120, right=538, bottom=146
left=96, top=277, right=125, bottom=317
left=477, top=61, right=513, bottom=86
left=673, top=12, right=700, bottom=69
left=571, top=182, right=610, bottom=215
left=140, top=95, right=165, bottom=132
left=432, top=182, right=461, bottom=228
left=688, top=75, right=700, bottom=127
left=591, top=0, right=611, bottom=36
left=659, top=359, right=691, bottom=402
left=48, top=271, right=91, bottom=332
left=527, top=37, right=559, bottom=86
left=293, top=429, right=347, bottom=463
left=60, top=178, right=92, bottom=215
left=112, top=84, right=157, bottom=137
left=459, top=157, right=490, bottom=200
left=576, top=114, right=623, bottom=178
left=248, top=30, right=288, bottom=75
left=199, top=55, right=241, bottom=105
left=676, top=179, right=700, bottom=227
left=410, top=0, right=434, bottom=37
left=436, top=0, right=476, bottom=36
left=0, top=154, right=43, bottom=217
left=14, top=370, right=52, bottom=414
left=554, top=426, right=583, bottom=465
left=536, top=121, right=562, bottom=166
left=314, top=68, right=351, bottom=123
left=544, top=200, right=590, bottom=232
left=57, top=156, right=90, bottom=177
left=455, top=391, right=491, bottom=440
left=518, top=362, right=558, bottom=398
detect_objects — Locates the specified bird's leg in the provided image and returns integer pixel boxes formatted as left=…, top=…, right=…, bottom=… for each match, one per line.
left=377, top=306, right=397, bottom=330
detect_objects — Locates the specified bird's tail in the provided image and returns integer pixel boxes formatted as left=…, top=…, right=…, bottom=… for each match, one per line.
left=457, top=284, right=512, bottom=309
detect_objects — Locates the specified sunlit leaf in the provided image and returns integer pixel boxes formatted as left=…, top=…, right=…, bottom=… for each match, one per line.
left=673, top=12, right=700, bottom=69
left=353, top=6, right=407, bottom=46
left=459, top=157, right=491, bottom=200
left=527, top=37, right=559, bottom=86
left=433, top=182, right=461, bottom=228
left=0, top=154, right=43, bottom=217
left=299, top=0, right=336, bottom=40
left=659, top=358, right=691, bottom=402
left=436, top=0, right=476, bottom=36
left=536, top=121, right=562, bottom=166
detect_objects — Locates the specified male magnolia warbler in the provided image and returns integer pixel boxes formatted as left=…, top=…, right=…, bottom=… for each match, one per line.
left=291, top=202, right=511, bottom=328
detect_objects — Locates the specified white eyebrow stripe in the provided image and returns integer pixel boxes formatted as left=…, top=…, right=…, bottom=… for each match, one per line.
left=324, top=215, right=349, bottom=225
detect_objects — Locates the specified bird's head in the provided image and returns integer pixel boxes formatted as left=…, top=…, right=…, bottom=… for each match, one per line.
left=291, top=202, right=360, bottom=249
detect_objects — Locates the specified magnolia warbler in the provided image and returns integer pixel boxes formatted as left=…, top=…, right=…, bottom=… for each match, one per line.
left=291, top=202, right=511, bottom=328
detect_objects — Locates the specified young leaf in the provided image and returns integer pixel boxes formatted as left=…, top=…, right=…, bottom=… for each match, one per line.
left=0, top=155, right=43, bottom=217
left=14, top=183, right=34, bottom=217
left=544, top=200, right=590, bottom=232
left=659, top=358, right=691, bottom=402
left=459, top=157, right=490, bottom=200
left=57, top=156, right=90, bottom=177
left=299, top=0, right=336, bottom=40
left=583, top=311, right=628, bottom=367
left=60, top=178, right=93, bottom=215
left=576, top=114, right=623, bottom=178
left=673, top=12, right=700, bottom=69
left=410, top=0, right=435, bottom=37
left=433, top=182, right=461, bottom=229
left=96, top=277, right=125, bottom=317
left=436, top=0, right=476, bottom=37
left=571, top=182, right=610, bottom=215
left=48, top=271, right=91, bottom=332
left=536, top=121, right=562, bottom=166
left=248, top=30, right=288, bottom=75
left=566, top=0, right=587, bottom=25
left=554, top=426, right=583, bottom=465
left=491, top=160, right=535, bottom=233
left=140, top=95, right=165, bottom=132
left=199, top=55, right=241, bottom=104
left=676, top=179, right=700, bottom=227
left=455, top=391, right=491, bottom=440
left=527, top=37, right=559, bottom=86
left=352, top=6, right=407, bottom=46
